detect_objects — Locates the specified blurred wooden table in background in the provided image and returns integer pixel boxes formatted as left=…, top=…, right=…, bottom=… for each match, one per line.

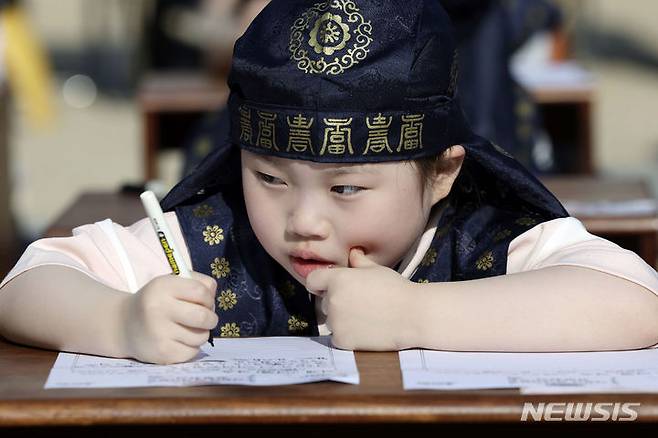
left=44, top=192, right=143, bottom=238
left=44, top=176, right=658, bottom=269
left=542, top=176, right=658, bottom=267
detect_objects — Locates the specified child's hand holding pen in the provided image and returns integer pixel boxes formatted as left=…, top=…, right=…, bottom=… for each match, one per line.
left=120, top=272, right=218, bottom=364
left=131, top=191, right=217, bottom=364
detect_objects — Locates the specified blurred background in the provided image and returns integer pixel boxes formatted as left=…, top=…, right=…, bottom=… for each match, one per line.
left=1, top=0, right=658, bottom=277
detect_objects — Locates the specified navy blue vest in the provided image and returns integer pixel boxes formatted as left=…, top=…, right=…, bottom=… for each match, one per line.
left=169, top=138, right=566, bottom=339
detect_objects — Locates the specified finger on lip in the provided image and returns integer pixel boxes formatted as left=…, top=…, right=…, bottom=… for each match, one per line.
left=305, top=287, right=326, bottom=296
left=350, top=246, right=367, bottom=256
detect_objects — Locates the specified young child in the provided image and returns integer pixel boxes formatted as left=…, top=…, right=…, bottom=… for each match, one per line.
left=1, top=0, right=657, bottom=365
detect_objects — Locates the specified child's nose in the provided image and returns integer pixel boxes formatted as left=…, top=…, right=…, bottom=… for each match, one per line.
left=286, top=199, right=331, bottom=239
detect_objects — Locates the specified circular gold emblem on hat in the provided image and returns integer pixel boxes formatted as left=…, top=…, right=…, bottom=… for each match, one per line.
left=290, top=1, right=373, bottom=75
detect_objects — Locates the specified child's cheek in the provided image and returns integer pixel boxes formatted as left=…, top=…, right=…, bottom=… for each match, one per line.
left=344, top=231, right=390, bottom=266
left=342, top=208, right=424, bottom=269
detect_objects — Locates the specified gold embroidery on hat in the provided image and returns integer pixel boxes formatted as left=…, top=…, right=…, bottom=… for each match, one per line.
left=289, top=1, right=373, bottom=75
left=287, top=114, right=316, bottom=154
left=364, top=113, right=393, bottom=155
left=239, top=105, right=253, bottom=144
left=398, top=114, right=425, bottom=152
left=257, top=111, right=278, bottom=150
left=310, top=12, right=351, bottom=56
left=321, top=118, right=353, bottom=155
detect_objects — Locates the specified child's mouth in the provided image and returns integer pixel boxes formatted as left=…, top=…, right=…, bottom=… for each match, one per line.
left=290, top=256, right=333, bottom=279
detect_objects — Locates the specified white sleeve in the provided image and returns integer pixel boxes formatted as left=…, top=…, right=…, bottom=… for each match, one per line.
left=0, top=212, right=192, bottom=293
left=507, top=217, right=658, bottom=296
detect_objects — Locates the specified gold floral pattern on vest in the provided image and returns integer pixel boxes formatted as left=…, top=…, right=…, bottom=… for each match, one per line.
left=217, top=289, right=238, bottom=311
left=220, top=322, right=241, bottom=338
left=203, top=225, right=224, bottom=245
left=211, top=257, right=231, bottom=278
left=288, top=316, right=309, bottom=332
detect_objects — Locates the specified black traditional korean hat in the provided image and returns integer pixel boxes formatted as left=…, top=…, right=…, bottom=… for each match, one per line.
left=163, top=0, right=566, bottom=230
left=225, top=0, right=469, bottom=163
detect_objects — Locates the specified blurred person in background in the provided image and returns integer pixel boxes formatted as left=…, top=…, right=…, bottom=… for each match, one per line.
left=144, top=0, right=270, bottom=177
left=179, top=0, right=270, bottom=176
left=146, top=0, right=203, bottom=71
left=147, top=0, right=269, bottom=74
left=0, top=0, right=53, bottom=276
left=441, top=0, right=562, bottom=173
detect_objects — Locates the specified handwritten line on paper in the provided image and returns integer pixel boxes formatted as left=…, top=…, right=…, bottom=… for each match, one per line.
left=45, top=336, right=359, bottom=389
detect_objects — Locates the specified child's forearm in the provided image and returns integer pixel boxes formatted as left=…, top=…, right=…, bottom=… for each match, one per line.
left=0, top=265, right=130, bottom=358
left=410, top=266, right=658, bottom=352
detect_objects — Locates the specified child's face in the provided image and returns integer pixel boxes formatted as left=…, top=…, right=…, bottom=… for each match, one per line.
left=241, top=149, right=440, bottom=285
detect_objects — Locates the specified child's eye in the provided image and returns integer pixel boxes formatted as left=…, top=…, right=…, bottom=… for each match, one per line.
left=331, top=185, right=365, bottom=196
left=256, top=172, right=285, bottom=185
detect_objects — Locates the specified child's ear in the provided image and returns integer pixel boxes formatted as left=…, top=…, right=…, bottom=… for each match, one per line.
left=428, top=145, right=466, bottom=205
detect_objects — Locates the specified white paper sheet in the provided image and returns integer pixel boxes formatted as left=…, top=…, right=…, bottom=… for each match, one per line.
left=45, top=336, right=359, bottom=389
left=400, top=349, right=658, bottom=393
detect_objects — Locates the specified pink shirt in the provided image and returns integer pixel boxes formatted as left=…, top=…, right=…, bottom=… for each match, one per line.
left=2, top=213, right=657, bottom=338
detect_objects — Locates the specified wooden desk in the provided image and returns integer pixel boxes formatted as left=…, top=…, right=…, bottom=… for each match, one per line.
left=44, top=192, right=144, bottom=238
left=2, top=337, right=658, bottom=435
left=542, top=176, right=658, bottom=268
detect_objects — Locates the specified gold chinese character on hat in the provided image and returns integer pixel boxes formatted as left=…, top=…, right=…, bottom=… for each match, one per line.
left=239, top=105, right=253, bottom=145
left=287, top=114, right=315, bottom=154
left=257, top=111, right=278, bottom=150
left=364, top=113, right=393, bottom=155
left=321, top=118, right=354, bottom=155
left=398, top=114, right=425, bottom=152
